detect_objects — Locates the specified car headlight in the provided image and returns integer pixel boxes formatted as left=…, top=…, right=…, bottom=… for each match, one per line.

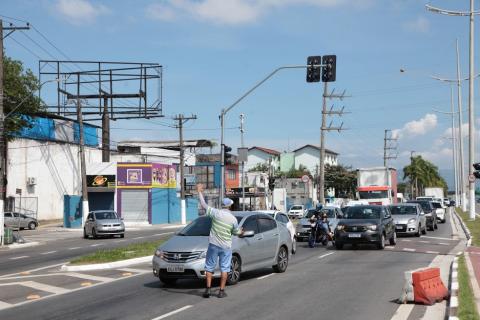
left=336, top=225, right=345, bottom=231
left=154, top=250, right=164, bottom=258
left=199, top=251, right=207, bottom=259
left=408, top=218, right=416, bottom=224
left=367, top=225, right=377, bottom=231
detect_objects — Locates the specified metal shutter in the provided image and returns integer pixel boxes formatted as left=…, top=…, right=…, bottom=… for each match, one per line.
left=121, top=190, right=148, bottom=223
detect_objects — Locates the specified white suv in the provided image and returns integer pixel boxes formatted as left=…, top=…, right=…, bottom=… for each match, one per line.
left=288, top=205, right=305, bottom=219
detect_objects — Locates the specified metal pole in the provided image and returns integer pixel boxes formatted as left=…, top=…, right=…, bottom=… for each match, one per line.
left=456, top=38, right=467, bottom=211
left=410, top=151, right=415, bottom=199
left=102, top=97, right=110, bottom=162
left=383, top=129, right=388, bottom=167
left=468, top=0, right=476, bottom=220
left=76, top=74, right=89, bottom=227
left=319, top=82, right=328, bottom=205
left=179, top=114, right=186, bottom=224
left=0, top=20, right=4, bottom=246
left=220, top=111, right=225, bottom=205
left=451, top=85, right=459, bottom=205
left=240, top=114, right=246, bottom=211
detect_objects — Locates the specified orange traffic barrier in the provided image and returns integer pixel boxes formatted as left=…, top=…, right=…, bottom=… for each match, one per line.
left=412, top=267, right=448, bottom=305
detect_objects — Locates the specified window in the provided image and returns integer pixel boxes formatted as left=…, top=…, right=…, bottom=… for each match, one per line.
left=227, top=169, right=236, bottom=180
left=13, top=213, right=19, bottom=218
left=4, top=213, right=12, bottom=218
left=276, top=214, right=289, bottom=224
left=242, top=216, right=259, bottom=233
left=258, top=217, right=276, bottom=233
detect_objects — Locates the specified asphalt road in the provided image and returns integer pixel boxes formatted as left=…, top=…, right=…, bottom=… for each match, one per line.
left=0, top=210, right=460, bottom=320
left=0, top=226, right=181, bottom=277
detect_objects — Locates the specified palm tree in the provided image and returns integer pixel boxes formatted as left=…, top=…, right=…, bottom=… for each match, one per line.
left=403, top=156, right=447, bottom=197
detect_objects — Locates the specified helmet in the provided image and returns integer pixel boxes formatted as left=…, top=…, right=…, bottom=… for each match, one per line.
left=322, top=213, right=328, bottom=219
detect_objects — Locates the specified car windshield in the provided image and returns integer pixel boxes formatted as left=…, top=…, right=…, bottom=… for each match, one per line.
left=320, top=208, right=335, bottom=218
left=95, top=211, right=118, bottom=220
left=389, top=205, right=417, bottom=215
left=290, top=206, right=302, bottom=210
left=178, top=216, right=212, bottom=236
left=432, top=202, right=442, bottom=209
left=305, top=209, right=319, bottom=219
left=358, top=190, right=388, bottom=199
left=408, top=201, right=432, bottom=212
left=343, top=206, right=381, bottom=219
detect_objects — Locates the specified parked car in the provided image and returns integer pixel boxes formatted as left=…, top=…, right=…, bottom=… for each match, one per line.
left=431, top=201, right=446, bottom=223
left=83, top=210, right=125, bottom=239
left=407, top=200, right=437, bottom=231
left=152, top=212, right=292, bottom=285
left=388, top=203, right=427, bottom=237
left=334, top=205, right=396, bottom=250
left=295, top=206, right=342, bottom=242
left=3, top=212, right=38, bottom=230
left=258, top=210, right=296, bottom=254
left=288, top=205, right=305, bottom=218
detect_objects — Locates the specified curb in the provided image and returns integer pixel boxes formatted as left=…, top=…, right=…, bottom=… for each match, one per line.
left=1, top=241, right=40, bottom=250
left=448, top=256, right=460, bottom=320
left=453, top=209, right=472, bottom=247
left=61, top=255, right=152, bottom=272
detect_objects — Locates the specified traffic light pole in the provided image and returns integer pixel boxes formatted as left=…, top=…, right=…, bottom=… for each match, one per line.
left=218, top=64, right=324, bottom=206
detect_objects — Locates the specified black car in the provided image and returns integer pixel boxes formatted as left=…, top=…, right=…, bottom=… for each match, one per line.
left=407, top=200, right=438, bottom=231
left=334, top=205, right=396, bottom=250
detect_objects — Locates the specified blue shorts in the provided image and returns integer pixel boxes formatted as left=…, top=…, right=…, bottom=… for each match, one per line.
left=205, top=243, right=232, bottom=273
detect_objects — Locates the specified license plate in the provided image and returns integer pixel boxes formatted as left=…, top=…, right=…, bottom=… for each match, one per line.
left=396, top=226, right=403, bottom=230
left=167, top=265, right=185, bottom=273
left=348, top=233, right=361, bottom=238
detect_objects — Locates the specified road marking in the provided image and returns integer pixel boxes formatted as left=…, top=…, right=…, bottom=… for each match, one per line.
left=257, top=273, right=274, bottom=280
left=421, top=236, right=455, bottom=241
left=122, top=272, right=133, bottom=276
left=68, top=247, right=81, bottom=250
left=81, top=282, right=92, bottom=287
left=20, top=271, right=30, bottom=275
left=40, top=251, right=57, bottom=255
left=438, top=243, right=450, bottom=246
left=318, top=252, right=335, bottom=259
left=26, top=294, right=41, bottom=300
left=151, top=305, right=193, bottom=320
left=9, top=256, right=29, bottom=260
left=67, top=272, right=113, bottom=282
left=90, top=244, right=102, bottom=247
left=0, top=300, right=13, bottom=310
left=418, top=240, right=430, bottom=243
left=152, top=232, right=174, bottom=237
left=385, top=247, right=394, bottom=250
left=425, top=251, right=440, bottom=254
left=402, top=248, right=416, bottom=252
left=116, top=239, right=127, bottom=242
left=0, top=262, right=67, bottom=279
left=133, top=236, right=145, bottom=240
left=400, top=239, right=412, bottom=242
left=21, top=281, right=69, bottom=294
left=390, top=304, right=414, bottom=320
left=118, top=267, right=150, bottom=274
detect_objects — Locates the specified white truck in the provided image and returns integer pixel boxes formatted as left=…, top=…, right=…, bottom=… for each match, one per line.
left=423, top=187, right=444, bottom=200
left=356, top=167, right=398, bottom=205
left=421, top=187, right=446, bottom=223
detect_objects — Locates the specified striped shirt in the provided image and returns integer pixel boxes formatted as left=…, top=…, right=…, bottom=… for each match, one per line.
left=205, top=207, right=240, bottom=249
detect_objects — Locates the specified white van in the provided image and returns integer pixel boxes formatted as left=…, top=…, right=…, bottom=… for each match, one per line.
left=288, top=205, right=305, bottom=218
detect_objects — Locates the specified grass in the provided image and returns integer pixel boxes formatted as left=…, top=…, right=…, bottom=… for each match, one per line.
left=70, top=239, right=166, bottom=265
left=458, top=254, right=480, bottom=320
left=456, top=208, right=480, bottom=247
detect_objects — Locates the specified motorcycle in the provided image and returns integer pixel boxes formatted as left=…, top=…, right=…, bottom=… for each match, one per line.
left=308, top=218, right=334, bottom=248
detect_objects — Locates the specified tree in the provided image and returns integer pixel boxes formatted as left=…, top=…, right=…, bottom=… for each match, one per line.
left=403, top=156, right=448, bottom=196
left=248, top=163, right=269, bottom=173
left=324, top=164, right=357, bottom=198
left=283, top=164, right=311, bottom=178
left=3, top=55, right=44, bottom=140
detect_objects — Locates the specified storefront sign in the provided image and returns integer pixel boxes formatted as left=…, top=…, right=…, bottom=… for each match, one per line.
left=87, top=175, right=116, bottom=188
left=117, top=164, right=152, bottom=188
left=152, top=163, right=176, bottom=188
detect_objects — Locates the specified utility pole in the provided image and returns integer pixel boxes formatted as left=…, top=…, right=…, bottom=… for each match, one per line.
left=451, top=86, right=460, bottom=205
left=240, top=114, right=246, bottom=211
left=319, top=87, right=348, bottom=204
left=102, top=96, right=110, bottom=162
left=456, top=39, right=467, bottom=211
left=426, top=0, right=477, bottom=218
left=0, top=20, right=30, bottom=246
left=173, top=114, right=197, bottom=224
left=410, top=151, right=415, bottom=199
left=383, top=129, right=398, bottom=167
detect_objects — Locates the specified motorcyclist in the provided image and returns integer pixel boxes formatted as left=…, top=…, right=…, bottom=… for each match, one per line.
left=318, top=212, right=333, bottom=239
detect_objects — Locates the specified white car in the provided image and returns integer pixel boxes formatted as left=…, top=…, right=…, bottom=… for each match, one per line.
left=288, top=205, right=305, bottom=219
left=259, top=210, right=297, bottom=254
left=431, top=201, right=446, bottom=223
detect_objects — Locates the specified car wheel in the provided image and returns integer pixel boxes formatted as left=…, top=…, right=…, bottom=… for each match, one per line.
left=28, top=222, right=36, bottom=230
left=377, top=233, right=385, bottom=250
left=272, top=246, right=289, bottom=273
left=415, top=225, right=421, bottom=237
left=92, top=228, right=98, bottom=239
left=159, top=276, right=177, bottom=285
left=227, top=255, right=241, bottom=285
left=389, top=231, right=397, bottom=246
left=83, top=228, right=88, bottom=239
left=292, top=237, right=297, bottom=254
left=335, top=241, right=343, bottom=250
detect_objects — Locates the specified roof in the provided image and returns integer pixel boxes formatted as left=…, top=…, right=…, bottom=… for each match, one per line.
left=292, top=144, right=338, bottom=155
left=248, top=146, right=280, bottom=156
left=118, top=140, right=214, bottom=149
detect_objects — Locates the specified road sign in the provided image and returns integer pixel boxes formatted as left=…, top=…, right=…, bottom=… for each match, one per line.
left=301, top=175, right=310, bottom=183
left=469, top=174, right=476, bottom=183
left=15, top=188, right=22, bottom=195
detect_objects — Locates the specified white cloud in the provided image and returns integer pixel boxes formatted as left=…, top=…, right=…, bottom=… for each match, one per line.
left=404, top=16, right=430, bottom=33
left=146, top=0, right=373, bottom=25
left=392, top=113, right=437, bottom=140
left=54, top=0, right=110, bottom=25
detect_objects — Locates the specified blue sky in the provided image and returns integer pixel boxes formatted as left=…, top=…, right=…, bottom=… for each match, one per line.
left=2, top=0, right=479, bottom=181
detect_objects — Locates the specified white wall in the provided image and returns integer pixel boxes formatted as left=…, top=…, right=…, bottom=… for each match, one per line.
left=246, top=149, right=279, bottom=172
left=294, top=147, right=337, bottom=174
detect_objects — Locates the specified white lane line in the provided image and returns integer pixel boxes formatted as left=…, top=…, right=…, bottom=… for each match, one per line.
left=118, top=268, right=150, bottom=274
left=418, top=240, right=430, bottom=243
left=0, top=300, right=13, bottom=311
left=152, top=232, right=174, bottom=237
left=0, top=262, right=67, bottom=279
left=425, top=251, right=440, bottom=254
left=400, top=239, right=412, bottom=242
left=9, top=256, right=29, bottom=260
left=151, top=305, right=193, bottom=320
left=438, top=243, right=450, bottom=246
left=116, top=240, right=127, bottom=242
left=133, top=236, right=145, bottom=240
left=68, top=247, right=81, bottom=250
left=402, top=248, right=416, bottom=252
left=385, top=247, right=394, bottom=250
left=318, top=252, right=335, bottom=259
left=421, top=236, right=456, bottom=241
left=21, top=281, right=69, bottom=294
left=90, top=244, right=102, bottom=247
left=66, top=272, right=113, bottom=282
left=40, top=251, right=57, bottom=255
left=257, top=273, right=274, bottom=280
left=390, top=304, right=414, bottom=320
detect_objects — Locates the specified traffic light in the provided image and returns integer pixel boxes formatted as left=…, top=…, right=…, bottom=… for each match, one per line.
left=268, top=177, right=275, bottom=191
left=474, top=163, right=480, bottom=179
left=224, top=145, right=233, bottom=165
left=322, top=55, right=337, bottom=82
left=306, top=56, right=322, bottom=83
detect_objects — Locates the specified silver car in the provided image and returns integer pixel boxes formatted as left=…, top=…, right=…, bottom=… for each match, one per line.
left=83, top=210, right=125, bottom=239
left=4, top=212, right=38, bottom=230
left=388, top=203, right=427, bottom=237
left=152, top=212, right=292, bottom=285
left=295, top=206, right=342, bottom=241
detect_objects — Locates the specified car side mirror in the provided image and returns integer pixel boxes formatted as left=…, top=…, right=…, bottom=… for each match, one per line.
left=240, top=230, right=255, bottom=238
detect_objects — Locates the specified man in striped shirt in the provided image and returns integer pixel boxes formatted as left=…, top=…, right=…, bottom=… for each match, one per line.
left=197, top=183, right=242, bottom=298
